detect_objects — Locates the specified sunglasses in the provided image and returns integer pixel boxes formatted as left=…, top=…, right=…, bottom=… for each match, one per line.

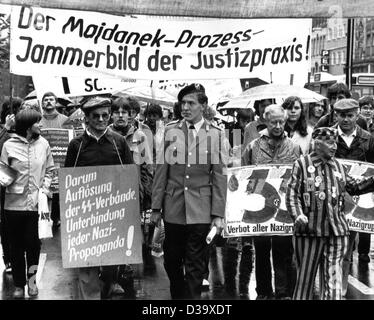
left=91, top=112, right=110, bottom=120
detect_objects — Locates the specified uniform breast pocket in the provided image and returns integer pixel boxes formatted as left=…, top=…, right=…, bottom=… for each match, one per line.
left=166, top=143, right=185, bottom=164
left=6, top=184, right=25, bottom=194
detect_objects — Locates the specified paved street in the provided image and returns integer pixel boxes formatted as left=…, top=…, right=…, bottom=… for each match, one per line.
left=1, top=227, right=374, bottom=300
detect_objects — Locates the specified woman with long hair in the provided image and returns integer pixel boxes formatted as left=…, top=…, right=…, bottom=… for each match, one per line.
left=282, top=96, right=313, bottom=155
left=1, top=109, right=54, bottom=299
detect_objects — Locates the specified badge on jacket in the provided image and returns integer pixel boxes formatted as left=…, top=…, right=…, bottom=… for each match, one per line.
left=303, top=193, right=311, bottom=207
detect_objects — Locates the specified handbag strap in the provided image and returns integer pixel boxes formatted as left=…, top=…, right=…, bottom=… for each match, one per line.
left=112, top=139, right=124, bottom=168
left=73, top=141, right=83, bottom=168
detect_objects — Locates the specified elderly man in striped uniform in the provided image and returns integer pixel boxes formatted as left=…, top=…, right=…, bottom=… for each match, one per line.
left=286, top=127, right=374, bottom=300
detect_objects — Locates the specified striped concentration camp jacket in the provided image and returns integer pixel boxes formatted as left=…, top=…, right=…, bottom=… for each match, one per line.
left=286, top=152, right=374, bottom=237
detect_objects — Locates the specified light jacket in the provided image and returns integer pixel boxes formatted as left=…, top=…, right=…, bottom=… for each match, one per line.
left=242, top=129, right=301, bottom=165
left=1, top=134, right=55, bottom=211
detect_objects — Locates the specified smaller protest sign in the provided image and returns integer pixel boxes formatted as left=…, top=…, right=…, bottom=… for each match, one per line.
left=341, top=159, right=374, bottom=234
left=41, top=128, right=74, bottom=192
left=59, top=165, right=142, bottom=268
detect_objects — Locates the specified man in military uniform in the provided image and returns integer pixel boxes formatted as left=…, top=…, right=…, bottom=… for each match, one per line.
left=151, top=83, right=228, bottom=299
left=286, top=127, right=374, bottom=300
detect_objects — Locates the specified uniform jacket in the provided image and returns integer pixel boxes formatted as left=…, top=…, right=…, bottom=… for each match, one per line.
left=1, top=134, right=54, bottom=211
left=152, top=119, right=228, bottom=224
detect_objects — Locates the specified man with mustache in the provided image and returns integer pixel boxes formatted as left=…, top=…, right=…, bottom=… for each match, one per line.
left=39, top=92, right=69, bottom=229
left=40, top=92, right=68, bottom=129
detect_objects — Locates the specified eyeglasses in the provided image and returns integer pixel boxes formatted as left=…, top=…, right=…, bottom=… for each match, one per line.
left=112, top=110, right=128, bottom=116
left=91, top=113, right=110, bottom=120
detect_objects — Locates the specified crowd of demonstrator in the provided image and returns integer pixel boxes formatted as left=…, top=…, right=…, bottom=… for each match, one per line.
left=0, top=81, right=373, bottom=300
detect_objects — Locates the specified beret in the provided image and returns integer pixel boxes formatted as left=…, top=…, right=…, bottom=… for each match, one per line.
left=334, top=98, right=359, bottom=112
left=312, top=127, right=338, bottom=142
left=177, top=83, right=205, bottom=101
left=82, top=96, right=112, bottom=111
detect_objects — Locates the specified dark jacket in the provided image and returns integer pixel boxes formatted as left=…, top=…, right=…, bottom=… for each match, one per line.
left=65, top=129, right=133, bottom=167
left=333, top=124, right=374, bottom=163
left=64, top=128, right=143, bottom=207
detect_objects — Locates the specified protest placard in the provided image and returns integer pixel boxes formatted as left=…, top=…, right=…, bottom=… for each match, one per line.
left=224, top=159, right=374, bottom=237
left=32, top=74, right=149, bottom=97
left=41, top=128, right=74, bottom=192
left=59, top=164, right=142, bottom=268
left=341, top=159, right=374, bottom=234
left=10, top=6, right=311, bottom=84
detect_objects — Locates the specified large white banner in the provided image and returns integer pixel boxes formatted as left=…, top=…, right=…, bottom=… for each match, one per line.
left=10, top=6, right=311, bottom=82
left=225, top=159, right=374, bottom=237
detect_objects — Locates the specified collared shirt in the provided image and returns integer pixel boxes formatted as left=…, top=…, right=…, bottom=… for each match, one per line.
left=338, top=126, right=357, bottom=148
left=86, top=127, right=108, bottom=142
left=286, top=152, right=353, bottom=237
left=187, top=117, right=205, bottom=139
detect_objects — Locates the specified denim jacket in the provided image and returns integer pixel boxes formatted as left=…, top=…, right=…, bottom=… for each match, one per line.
left=1, top=134, right=55, bottom=211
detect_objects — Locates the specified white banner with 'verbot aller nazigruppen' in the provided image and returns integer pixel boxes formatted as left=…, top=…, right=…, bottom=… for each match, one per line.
left=224, top=160, right=374, bottom=237
left=10, top=6, right=311, bottom=82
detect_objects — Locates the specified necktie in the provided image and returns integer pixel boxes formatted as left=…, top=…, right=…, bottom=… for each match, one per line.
left=188, top=124, right=195, bottom=145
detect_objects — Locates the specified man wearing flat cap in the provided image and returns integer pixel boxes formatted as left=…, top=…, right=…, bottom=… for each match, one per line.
left=286, top=127, right=374, bottom=300
left=65, top=96, right=134, bottom=300
left=331, top=98, right=374, bottom=295
left=315, top=83, right=367, bottom=130
left=151, top=83, right=228, bottom=299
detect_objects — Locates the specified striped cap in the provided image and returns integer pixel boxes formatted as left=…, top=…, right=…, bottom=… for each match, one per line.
left=312, top=127, right=338, bottom=142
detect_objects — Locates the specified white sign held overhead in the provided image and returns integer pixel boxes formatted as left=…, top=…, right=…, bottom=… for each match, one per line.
left=32, top=75, right=149, bottom=98
left=10, top=6, right=311, bottom=82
